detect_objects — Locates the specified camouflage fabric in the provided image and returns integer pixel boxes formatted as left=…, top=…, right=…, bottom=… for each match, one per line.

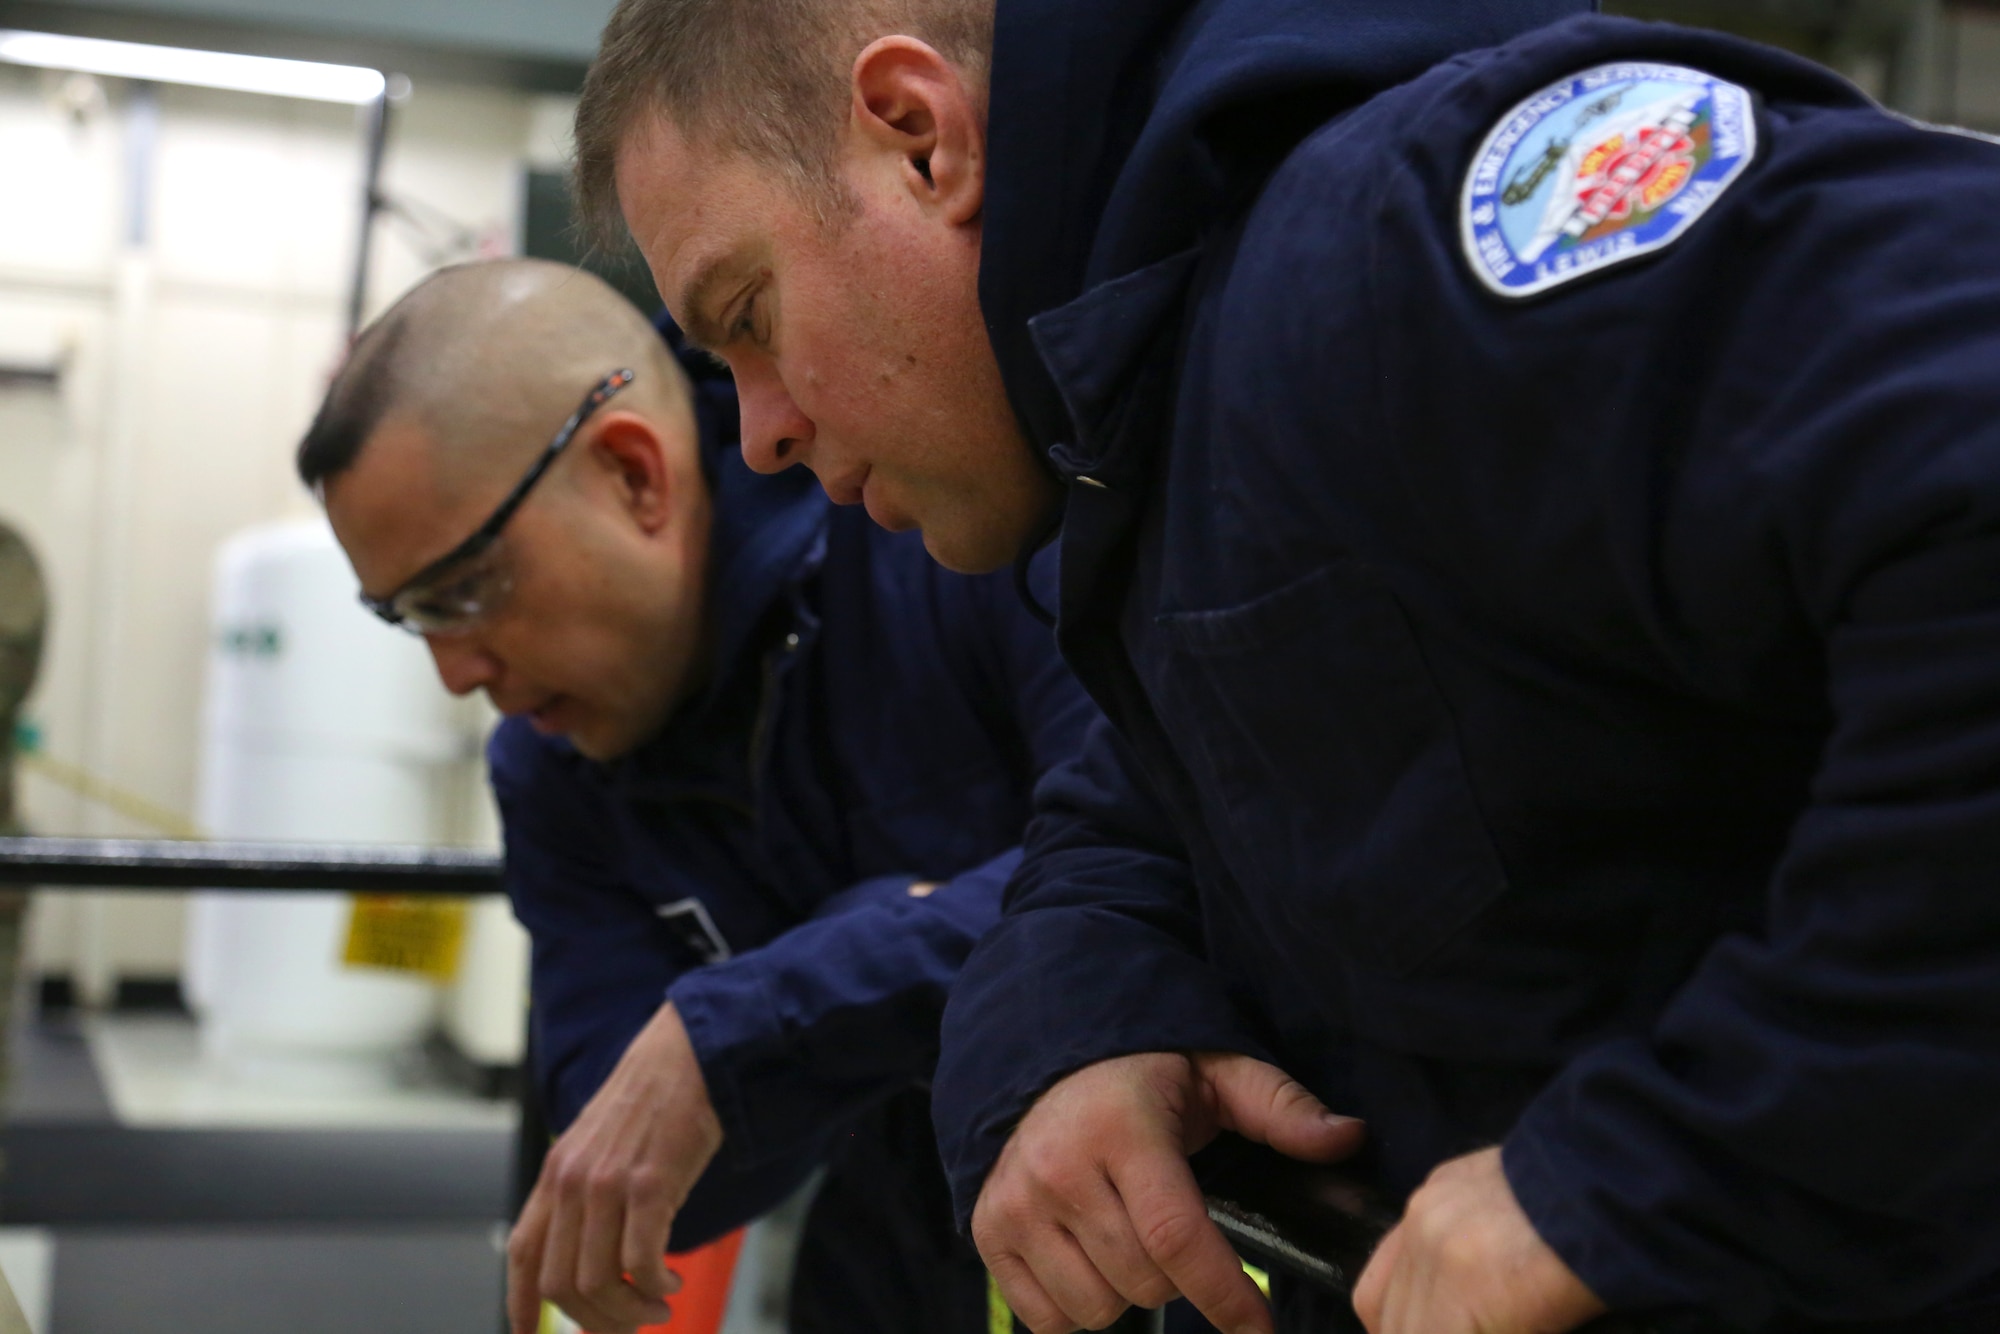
left=0, top=521, right=48, bottom=1115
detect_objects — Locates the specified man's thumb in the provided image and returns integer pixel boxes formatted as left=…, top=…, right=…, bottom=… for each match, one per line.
left=1199, top=1053, right=1365, bottom=1164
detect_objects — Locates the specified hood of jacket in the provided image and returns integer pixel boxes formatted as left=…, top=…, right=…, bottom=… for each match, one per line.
left=977, top=0, right=1596, bottom=453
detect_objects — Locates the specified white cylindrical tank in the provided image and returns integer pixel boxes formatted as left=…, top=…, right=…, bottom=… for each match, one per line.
left=186, top=516, right=464, bottom=1068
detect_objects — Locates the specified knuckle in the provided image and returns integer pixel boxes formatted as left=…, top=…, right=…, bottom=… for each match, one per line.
left=1437, top=1227, right=1485, bottom=1274
left=1404, top=1185, right=1445, bottom=1232
left=550, top=1157, right=590, bottom=1195
left=971, top=1214, right=1007, bottom=1257
left=1018, top=1136, right=1072, bottom=1185
left=1079, top=1296, right=1127, bottom=1330
left=997, top=1188, right=1042, bottom=1230
left=1137, top=1209, right=1204, bottom=1267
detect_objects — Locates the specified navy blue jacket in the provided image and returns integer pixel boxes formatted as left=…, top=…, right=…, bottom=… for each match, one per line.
left=493, top=430, right=1093, bottom=1248
left=936, top=6, right=2000, bottom=1331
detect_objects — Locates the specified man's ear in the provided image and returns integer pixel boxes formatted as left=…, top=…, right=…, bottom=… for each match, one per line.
left=589, top=411, right=676, bottom=534
left=850, top=36, right=984, bottom=226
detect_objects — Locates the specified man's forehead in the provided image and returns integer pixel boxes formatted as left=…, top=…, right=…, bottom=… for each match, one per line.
left=326, top=417, right=482, bottom=590
left=615, top=120, right=768, bottom=327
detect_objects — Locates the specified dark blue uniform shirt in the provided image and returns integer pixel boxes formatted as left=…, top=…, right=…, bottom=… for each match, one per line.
left=491, top=416, right=1094, bottom=1307
left=935, top=5, right=2000, bottom=1331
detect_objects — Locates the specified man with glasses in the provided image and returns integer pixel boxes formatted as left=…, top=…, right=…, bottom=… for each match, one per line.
left=301, top=258, right=1099, bottom=1334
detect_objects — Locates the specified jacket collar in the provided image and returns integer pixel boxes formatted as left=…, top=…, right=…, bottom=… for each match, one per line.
left=1030, top=248, right=1205, bottom=485
left=979, top=0, right=1596, bottom=461
left=604, top=444, right=828, bottom=798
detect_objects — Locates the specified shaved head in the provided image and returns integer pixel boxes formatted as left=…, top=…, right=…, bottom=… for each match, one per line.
left=312, top=258, right=717, bottom=763
left=300, top=258, right=691, bottom=494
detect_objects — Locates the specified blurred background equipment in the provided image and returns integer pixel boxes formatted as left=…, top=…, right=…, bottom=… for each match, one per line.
left=0, top=522, right=49, bottom=1112
left=185, top=517, right=465, bottom=1080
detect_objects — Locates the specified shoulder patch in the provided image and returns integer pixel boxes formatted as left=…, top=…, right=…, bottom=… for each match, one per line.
left=1461, top=62, right=1758, bottom=299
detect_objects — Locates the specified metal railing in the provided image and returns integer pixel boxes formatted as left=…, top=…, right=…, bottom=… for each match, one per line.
left=0, top=835, right=501, bottom=894
left=1, top=836, right=1667, bottom=1333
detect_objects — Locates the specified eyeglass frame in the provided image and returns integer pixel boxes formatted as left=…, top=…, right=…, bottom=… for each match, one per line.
left=359, top=368, right=637, bottom=632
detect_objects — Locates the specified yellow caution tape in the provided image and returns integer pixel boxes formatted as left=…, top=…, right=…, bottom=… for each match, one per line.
left=342, top=893, right=470, bottom=981
left=19, top=750, right=202, bottom=839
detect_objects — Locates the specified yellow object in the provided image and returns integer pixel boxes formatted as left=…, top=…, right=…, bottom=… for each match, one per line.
left=988, top=1271, right=1015, bottom=1334
left=981, top=1256, right=1273, bottom=1331
left=341, top=894, right=470, bottom=981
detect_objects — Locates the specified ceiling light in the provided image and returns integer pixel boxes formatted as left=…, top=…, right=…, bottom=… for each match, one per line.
left=0, top=29, right=386, bottom=105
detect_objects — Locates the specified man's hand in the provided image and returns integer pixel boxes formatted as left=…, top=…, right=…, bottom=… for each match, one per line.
left=507, top=1002, right=723, bottom=1334
left=1353, top=1147, right=1606, bottom=1334
left=972, top=1050, right=1364, bottom=1334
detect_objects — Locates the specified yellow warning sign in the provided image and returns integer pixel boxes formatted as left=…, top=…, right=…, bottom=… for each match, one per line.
left=342, top=895, right=470, bottom=982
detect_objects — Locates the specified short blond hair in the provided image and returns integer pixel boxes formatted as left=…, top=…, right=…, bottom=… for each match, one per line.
left=573, top=0, right=994, bottom=244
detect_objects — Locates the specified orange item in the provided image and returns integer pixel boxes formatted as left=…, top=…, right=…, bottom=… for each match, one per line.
left=607, top=1229, right=745, bottom=1334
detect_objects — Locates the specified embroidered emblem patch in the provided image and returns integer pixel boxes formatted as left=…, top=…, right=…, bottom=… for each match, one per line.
left=1461, top=62, right=1758, bottom=299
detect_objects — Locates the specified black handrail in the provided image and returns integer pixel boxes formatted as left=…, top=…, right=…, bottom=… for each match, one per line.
left=1, top=838, right=1677, bottom=1332
left=0, top=836, right=500, bottom=894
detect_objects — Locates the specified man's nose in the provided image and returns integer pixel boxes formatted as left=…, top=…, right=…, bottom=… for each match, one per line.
left=424, top=633, right=500, bottom=697
left=736, top=363, right=814, bottom=475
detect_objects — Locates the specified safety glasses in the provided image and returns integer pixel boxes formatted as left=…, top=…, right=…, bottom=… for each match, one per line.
left=360, top=368, right=634, bottom=635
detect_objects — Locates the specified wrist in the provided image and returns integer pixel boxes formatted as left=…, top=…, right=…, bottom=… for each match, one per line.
left=635, top=1002, right=723, bottom=1148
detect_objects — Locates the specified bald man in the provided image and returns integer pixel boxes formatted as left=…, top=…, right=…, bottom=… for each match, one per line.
left=300, top=259, right=1098, bottom=1334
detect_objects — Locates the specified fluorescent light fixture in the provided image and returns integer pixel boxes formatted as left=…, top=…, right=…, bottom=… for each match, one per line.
left=0, top=29, right=386, bottom=104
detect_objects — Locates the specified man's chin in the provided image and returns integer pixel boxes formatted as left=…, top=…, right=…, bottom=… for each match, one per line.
left=920, top=528, right=1004, bottom=575
left=546, top=714, right=627, bottom=762
left=564, top=722, right=644, bottom=762
left=919, top=496, right=1061, bottom=575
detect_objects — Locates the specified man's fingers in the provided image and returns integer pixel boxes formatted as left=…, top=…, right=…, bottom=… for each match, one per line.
left=1351, top=1220, right=1402, bottom=1334
left=1064, top=1174, right=1181, bottom=1311
left=1070, top=1218, right=1182, bottom=1313
left=505, top=1195, right=552, bottom=1334
left=620, top=1186, right=682, bottom=1301
left=1116, top=1154, right=1271, bottom=1334
left=537, top=1168, right=624, bottom=1334
left=536, top=1166, right=585, bottom=1309
left=1029, top=1225, right=1139, bottom=1331
left=569, top=1178, right=672, bottom=1332
left=986, top=1249, right=1069, bottom=1334
left=1201, top=1053, right=1365, bottom=1164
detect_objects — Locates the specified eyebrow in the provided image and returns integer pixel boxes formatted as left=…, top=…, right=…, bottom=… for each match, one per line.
left=674, top=257, right=740, bottom=353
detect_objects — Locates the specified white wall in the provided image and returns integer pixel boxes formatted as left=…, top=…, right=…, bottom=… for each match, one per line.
left=0, top=63, right=542, bottom=996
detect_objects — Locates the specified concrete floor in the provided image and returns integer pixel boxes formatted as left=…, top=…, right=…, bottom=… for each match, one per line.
left=0, top=1008, right=799, bottom=1334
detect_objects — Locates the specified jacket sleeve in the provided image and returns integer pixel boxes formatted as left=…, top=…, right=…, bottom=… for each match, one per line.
left=492, top=724, right=822, bottom=1248
left=933, top=713, right=1275, bottom=1228
left=1505, top=532, right=2000, bottom=1331
left=1498, top=112, right=2000, bottom=1329
left=670, top=550, right=1103, bottom=1172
